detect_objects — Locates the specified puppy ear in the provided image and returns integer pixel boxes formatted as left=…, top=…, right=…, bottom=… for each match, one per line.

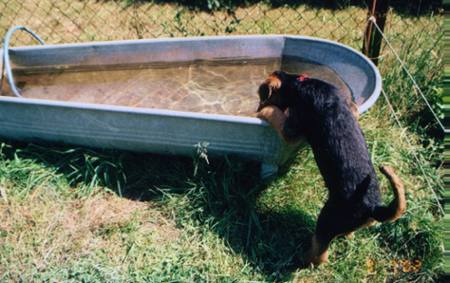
left=259, top=75, right=282, bottom=100
left=267, top=74, right=282, bottom=91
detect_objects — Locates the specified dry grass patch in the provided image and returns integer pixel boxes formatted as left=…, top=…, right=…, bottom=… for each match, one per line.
left=0, top=188, right=180, bottom=277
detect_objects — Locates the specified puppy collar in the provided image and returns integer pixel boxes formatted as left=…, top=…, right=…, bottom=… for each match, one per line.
left=297, top=74, right=309, bottom=82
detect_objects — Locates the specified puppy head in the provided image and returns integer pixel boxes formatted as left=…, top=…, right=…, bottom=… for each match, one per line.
left=257, top=71, right=304, bottom=112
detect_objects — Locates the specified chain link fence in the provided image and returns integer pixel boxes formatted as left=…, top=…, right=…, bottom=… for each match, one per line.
left=0, top=1, right=442, bottom=53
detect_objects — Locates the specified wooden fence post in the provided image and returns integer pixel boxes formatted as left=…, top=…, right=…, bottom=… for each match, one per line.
left=362, top=0, right=390, bottom=65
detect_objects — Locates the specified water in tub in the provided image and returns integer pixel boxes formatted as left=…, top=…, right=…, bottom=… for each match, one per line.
left=3, top=56, right=356, bottom=116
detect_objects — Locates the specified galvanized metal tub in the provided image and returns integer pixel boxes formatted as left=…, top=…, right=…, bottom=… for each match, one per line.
left=0, top=35, right=381, bottom=177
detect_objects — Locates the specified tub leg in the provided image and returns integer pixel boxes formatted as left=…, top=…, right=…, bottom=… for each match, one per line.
left=260, top=162, right=279, bottom=179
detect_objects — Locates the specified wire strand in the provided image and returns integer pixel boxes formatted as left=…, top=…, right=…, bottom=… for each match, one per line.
left=366, top=16, right=444, bottom=214
left=381, top=88, right=444, bottom=214
left=368, top=16, right=445, bottom=132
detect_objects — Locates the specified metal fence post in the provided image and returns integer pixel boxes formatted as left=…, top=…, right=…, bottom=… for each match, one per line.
left=362, top=0, right=390, bottom=65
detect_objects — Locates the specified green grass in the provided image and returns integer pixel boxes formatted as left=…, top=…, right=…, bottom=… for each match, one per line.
left=0, top=2, right=444, bottom=282
left=0, top=109, right=443, bottom=282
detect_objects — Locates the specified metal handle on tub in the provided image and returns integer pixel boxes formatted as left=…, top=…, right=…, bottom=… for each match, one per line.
left=1, top=26, right=45, bottom=97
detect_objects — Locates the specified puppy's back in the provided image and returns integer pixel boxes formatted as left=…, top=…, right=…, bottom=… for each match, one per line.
left=297, top=80, right=378, bottom=200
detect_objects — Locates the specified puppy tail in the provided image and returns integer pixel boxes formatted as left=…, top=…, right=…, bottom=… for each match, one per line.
left=372, top=166, right=406, bottom=223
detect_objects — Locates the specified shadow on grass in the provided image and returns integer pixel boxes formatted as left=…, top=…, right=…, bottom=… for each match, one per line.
left=2, top=141, right=316, bottom=278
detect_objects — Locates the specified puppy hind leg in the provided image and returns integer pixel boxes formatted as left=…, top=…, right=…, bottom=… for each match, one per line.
left=342, top=218, right=376, bottom=240
left=307, top=233, right=331, bottom=265
left=305, top=202, right=338, bottom=266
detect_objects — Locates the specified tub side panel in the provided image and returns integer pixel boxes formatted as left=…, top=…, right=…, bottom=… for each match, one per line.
left=9, top=36, right=285, bottom=69
left=0, top=101, right=284, bottom=162
left=282, top=37, right=379, bottom=112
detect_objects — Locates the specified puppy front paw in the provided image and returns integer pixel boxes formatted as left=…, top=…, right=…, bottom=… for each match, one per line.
left=257, top=106, right=287, bottom=135
left=256, top=105, right=278, bottom=120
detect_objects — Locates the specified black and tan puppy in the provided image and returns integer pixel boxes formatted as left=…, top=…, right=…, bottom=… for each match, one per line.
left=257, top=71, right=406, bottom=266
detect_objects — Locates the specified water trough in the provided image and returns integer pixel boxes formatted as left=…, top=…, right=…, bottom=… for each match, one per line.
left=0, top=27, right=381, bottom=177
